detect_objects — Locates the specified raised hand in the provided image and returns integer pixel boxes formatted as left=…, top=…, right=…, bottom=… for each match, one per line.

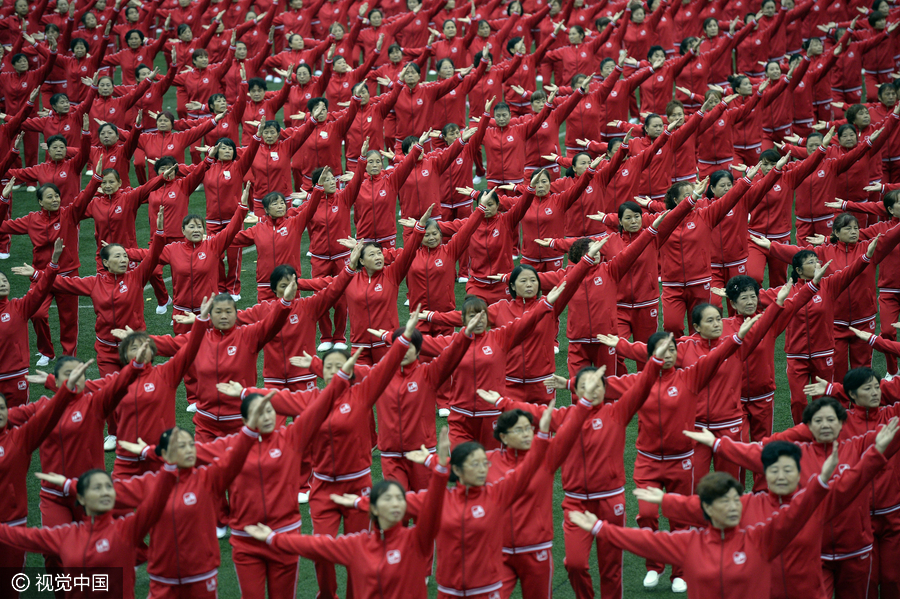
left=568, top=510, right=599, bottom=533
left=475, top=389, right=500, bottom=404
left=288, top=352, right=314, bottom=369
left=802, top=376, right=829, bottom=397
left=65, top=359, right=94, bottom=391
left=633, top=486, right=665, bottom=505
left=216, top=381, right=243, bottom=397
left=118, top=438, right=148, bottom=455
left=538, top=398, right=555, bottom=433
left=875, top=418, right=899, bottom=454
left=683, top=428, right=716, bottom=447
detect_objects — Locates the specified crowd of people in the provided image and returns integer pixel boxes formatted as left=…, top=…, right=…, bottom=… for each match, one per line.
left=2, top=0, right=900, bottom=598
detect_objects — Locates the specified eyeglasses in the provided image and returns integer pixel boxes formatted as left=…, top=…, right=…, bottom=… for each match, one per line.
left=509, top=426, right=535, bottom=435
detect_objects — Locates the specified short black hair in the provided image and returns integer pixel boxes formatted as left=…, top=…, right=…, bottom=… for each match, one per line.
left=760, top=441, right=802, bottom=472
left=392, top=327, right=422, bottom=352
left=724, top=275, right=760, bottom=303
left=843, top=367, right=880, bottom=403
left=494, top=409, right=533, bottom=440
left=802, top=396, right=848, bottom=425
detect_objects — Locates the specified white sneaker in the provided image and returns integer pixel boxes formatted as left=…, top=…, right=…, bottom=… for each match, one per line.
left=473, top=176, right=483, bottom=185
left=216, top=526, right=228, bottom=539
left=186, top=403, right=197, bottom=413
left=553, top=346, right=560, bottom=354
left=306, top=251, right=312, bottom=257
left=404, top=299, right=409, bottom=306
left=885, top=373, right=896, bottom=382
left=643, top=571, right=659, bottom=589
left=155, top=298, right=172, bottom=315
left=457, top=276, right=468, bottom=283
left=36, top=353, right=51, bottom=367
left=230, top=294, right=241, bottom=302
left=104, top=435, right=117, bottom=452
left=26, top=186, right=36, bottom=192
left=0, top=253, right=9, bottom=259
left=317, top=341, right=334, bottom=352
left=265, top=74, right=274, bottom=81
left=333, top=342, right=348, bottom=351
left=298, top=492, right=309, bottom=504
left=85, top=170, right=93, bottom=176
left=671, top=577, right=687, bottom=593
left=536, top=75, right=544, bottom=82
left=438, top=408, right=450, bottom=417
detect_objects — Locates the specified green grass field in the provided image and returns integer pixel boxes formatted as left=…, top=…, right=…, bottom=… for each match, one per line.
left=5, top=58, right=887, bottom=599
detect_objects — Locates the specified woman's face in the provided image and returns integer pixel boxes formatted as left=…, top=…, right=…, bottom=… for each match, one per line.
left=646, top=116, right=664, bottom=139
left=702, top=488, right=743, bottom=529
left=161, top=429, right=197, bottom=468
left=659, top=340, right=677, bottom=369
left=730, top=288, right=758, bottom=316
left=737, top=78, right=753, bottom=96
left=531, top=95, right=546, bottom=113
left=422, top=223, right=442, bottom=249
left=321, top=352, right=345, bottom=384
left=388, top=47, right=402, bottom=64
left=212, top=96, right=228, bottom=114
left=47, top=140, right=68, bottom=161
left=851, top=376, right=882, bottom=409
left=333, top=56, right=350, bottom=73
left=59, top=360, right=86, bottom=391
left=127, top=33, right=142, bottom=49
left=179, top=28, right=193, bottom=42
left=156, top=115, right=173, bottom=132
left=14, top=0, right=27, bottom=16
left=513, top=270, right=539, bottom=299
left=12, top=57, right=28, bottom=74
left=98, top=78, right=114, bottom=97
left=463, top=307, right=488, bottom=334
left=103, top=245, right=129, bottom=274
left=79, top=473, right=116, bottom=516
left=631, top=7, right=645, bottom=23
left=711, top=177, right=733, bottom=197
left=211, top=300, right=237, bottom=330
left=765, top=455, right=801, bottom=496
left=235, top=42, right=248, bottom=60
left=372, top=485, right=407, bottom=528
left=443, top=21, right=457, bottom=38
left=101, top=173, right=121, bottom=195
left=498, top=415, right=535, bottom=450
left=330, top=23, right=345, bottom=40
left=621, top=208, right=643, bottom=233
left=84, top=13, right=98, bottom=28
left=355, top=84, right=370, bottom=104
left=438, top=61, right=454, bottom=79
left=0, top=396, right=7, bottom=430
left=881, top=85, right=898, bottom=107
left=403, top=67, right=421, bottom=87
left=366, top=153, right=384, bottom=176
left=855, top=109, right=871, bottom=127
left=217, top=144, right=234, bottom=161
left=194, top=54, right=209, bottom=69
left=835, top=221, right=860, bottom=244
left=493, top=108, right=511, bottom=128
left=370, top=10, right=383, bottom=27
left=807, top=38, right=824, bottom=56
left=320, top=171, right=338, bottom=194
left=693, top=306, right=723, bottom=340
left=573, top=154, right=591, bottom=176
left=266, top=196, right=287, bottom=219
left=0, top=273, right=8, bottom=298
left=453, top=448, right=490, bottom=486
left=246, top=396, right=277, bottom=433
left=568, top=27, right=583, bottom=44
left=478, top=21, right=491, bottom=37
left=262, top=126, right=280, bottom=144
left=39, top=188, right=62, bottom=212
left=182, top=219, right=205, bottom=243
left=533, top=173, right=551, bottom=196
left=766, top=62, right=781, bottom=80
left=649, top=49, right=665, bottom=64
left=479, top=196, right=499, bottom=218
left=808, top=406, right=842, bottom=443
left=761, top=1, right=776, bottom=16
left=361, top=245, right=385, bottom=272
left=797, top=254, right=820, bottom=279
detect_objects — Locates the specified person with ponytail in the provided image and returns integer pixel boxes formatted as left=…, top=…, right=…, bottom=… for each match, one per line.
left=245, top=426, right=451, bottom=599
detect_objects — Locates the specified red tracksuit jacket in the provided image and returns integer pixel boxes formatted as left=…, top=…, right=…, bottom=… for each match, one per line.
left=247, top=117, right=317, bottom=199
left=147, top=160, right=212, bottom=237
left=82, top=174, right=166, bottom=251
left=397, top=138, right=467, bottom=221
left=237, top=264, right=355, bottom=386
left=0, top=383, right=76, bottom=525
left=0, top=265, right=57, bottom=388
left=268, top=460, right=449, bottom=599
left=663, top=442, right=892, bottom=599
left=152, top=298, right=291, bottom=424
left=482, top=102, right=551, bottom=184
left=7, top=131, right=91, bottom=207
left=749, top=146, right=827, bottom=239
left=291, top=100, right=359, bottom=177
left=110, top=427, right=256, bottom=585
left=312, top=335, right=410, bottom=480
left=716, top=425, right=883, bottom=560
left=204, top=137, right=260, bottom=227
left=0, top=465, right=177, bottom=599
left=307, top=158, right=366, bottom=261
left=54, top=232, right=165, bottom=346
left=345, top=224, right=425, bottom=348
left=590, top=473, right=829, bottom=599
left=463, top=187, right=535, bottom=284
left=352, top=144, right=422, bottom=243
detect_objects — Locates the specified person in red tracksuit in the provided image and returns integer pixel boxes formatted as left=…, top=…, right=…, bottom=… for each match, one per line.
left=390, top=55, right=467, bottom=144
left=604, top=315, right=760, bottom=591
left=21, top=84, right=96, bottom=148
left=642, top=426, right=900, bottom=599
left=18, top=353, right=146, bottom=584
left=357, top=319, right=477, bottom=492
left=346, top=207, right=428, bottom=363
left=0, top=167, right=99, bottom=361
left=0, top=245, right=59, bottom=406
left=482, top=97, right=552, bottom=186
left=570, top=463, right=835, bottom=599
left=246, top=112, right=318, bottom=216
left=763, top=213, right=900, bottom=384
left=8, top=122, right=91, bottom=208
left=291, top=96, right=360, bottom=189
left=345, top=75, right=403, bottom=165
left=127, top=193, right=248, bottom=333
left=639, top=45, right=696, bottom=115
left=135, top=111, right=219, bottom=175
left=0, top=459, right=178, bottom=599
left=307, top=158, right=366, bottom=348
left=54, top=211, right=166, bottom=376
left=658, top=173, right=749, bottom=337
left=352, top=133, right=424, bottom=248
left=0, top=360, right=81, bottom=595
left=245, top=444, right=449, bottom=599
left=102, top=27, right=168, bottom=86
left=483, top=351, right=664, bottom=599
left=708, top=397, right=887, bottom=599
left=145, top=281, right=295, bottom=441
left=807, top=359, right=900, bottom=599
left=133, top=352, right=355, bottom=599
left=241, top=72, right=293, bottom=145
left=231, top=179, right=322, bottom=301
left=0, top=39, right=57, bottom=168
left=236, top=245, right=358, bottom=390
